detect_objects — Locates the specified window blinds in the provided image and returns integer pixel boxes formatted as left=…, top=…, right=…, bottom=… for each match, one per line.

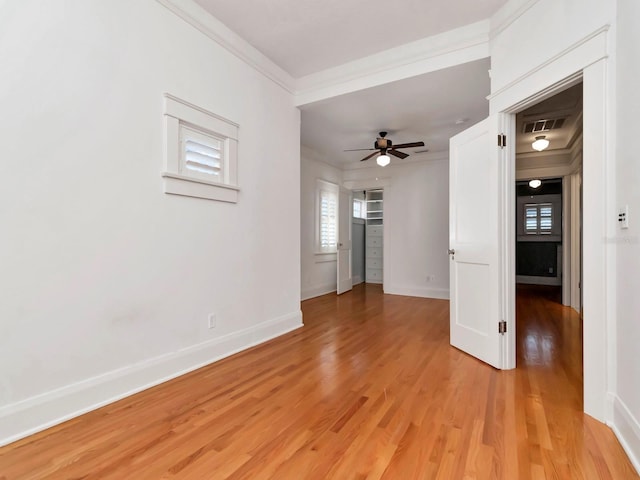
left=525, top=203, right=553, bottom=235
left=181, top=126, right=223, bottom=180
left=320, top=190, right=337, bottom=250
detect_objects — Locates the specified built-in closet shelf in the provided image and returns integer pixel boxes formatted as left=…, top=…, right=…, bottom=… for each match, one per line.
left=365, top=189, right=383, bottom=284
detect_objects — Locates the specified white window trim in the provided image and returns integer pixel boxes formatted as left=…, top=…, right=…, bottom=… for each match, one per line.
left=315, top=179, right=338, bottom=259
left=162, top=93, right=239, bottom=203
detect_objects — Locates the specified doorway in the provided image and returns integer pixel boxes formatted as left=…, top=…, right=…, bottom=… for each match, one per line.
left=498, top=56, right=610, bottom=421
left=513, top=84, right=584, bottom=381
left=350, top=189, right=384, bottom=287
left=513, top=82, right=583, bottom=311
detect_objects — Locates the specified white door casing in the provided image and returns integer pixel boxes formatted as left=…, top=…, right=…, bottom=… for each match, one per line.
left=337, top=187, right=353, bottom=295
left=449, top=116, right=503, bottom=369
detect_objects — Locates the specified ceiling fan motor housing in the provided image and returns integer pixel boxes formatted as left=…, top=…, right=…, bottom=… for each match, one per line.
left=375, top=138, right=391, bottom=149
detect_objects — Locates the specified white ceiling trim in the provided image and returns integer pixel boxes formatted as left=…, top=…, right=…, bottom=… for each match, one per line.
left=295, top=21, right=491, bottom=107
left=301, top=145, right=342, bottom=171
left=155, top=0, right=296, bottom=93
left=489, top=0, right=540, bottom=39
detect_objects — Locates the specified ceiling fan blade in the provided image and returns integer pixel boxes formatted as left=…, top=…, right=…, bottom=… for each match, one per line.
left=388, top=149, right=409, bottom=159
left=344, top=148, right=376, bottom=152
left=360, top=151, right=380, bottom=162
left=391, top=141, right=425, bottom=149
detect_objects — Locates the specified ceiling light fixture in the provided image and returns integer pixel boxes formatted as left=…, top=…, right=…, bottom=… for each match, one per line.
left=376, top=154, right=390, bottom=167
left=529, top=179, right=542, bottom=189
left=531, top=135, right=550, bottom=151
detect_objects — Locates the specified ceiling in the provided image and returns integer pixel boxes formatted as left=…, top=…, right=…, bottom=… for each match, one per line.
left=516, top=83, right=583, bottom=155
left=193, top=0, right=509, bottom=169
left=194, top=0, right=508, bottom=78
left=300, top=59, right=491, bottom=168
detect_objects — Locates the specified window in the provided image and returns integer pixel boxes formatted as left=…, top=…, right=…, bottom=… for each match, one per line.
left=181, top=125, right=224, bottom=182
left=525, top=203, right=553, bottom=235
left=316, top=180, right=338, bottom=254
left=353, top=198, right=366, bottom=219
left=161, top=94, right=239, bottom=203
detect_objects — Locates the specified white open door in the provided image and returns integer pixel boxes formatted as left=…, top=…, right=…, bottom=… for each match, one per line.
left=337, top=187, right=352, bottom=295
left=449, top=116, right=502, bottom=369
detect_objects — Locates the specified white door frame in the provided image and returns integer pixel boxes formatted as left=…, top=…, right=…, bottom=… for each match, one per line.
left=492, top=27, right=613, bottom=422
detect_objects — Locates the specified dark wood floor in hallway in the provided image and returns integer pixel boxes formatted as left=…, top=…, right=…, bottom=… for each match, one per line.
left=0, top=284, right=636, bottom=479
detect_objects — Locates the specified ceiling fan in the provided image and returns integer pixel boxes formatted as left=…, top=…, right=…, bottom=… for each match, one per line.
left=345, top=131, right=425, bottom=166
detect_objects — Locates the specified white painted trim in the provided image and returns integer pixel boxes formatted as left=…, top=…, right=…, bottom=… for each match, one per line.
left=295, top=21, right=490, bottom=106
left=498, top=112, right=515, bottom=370
left=162, top=172, right=239, bottom=203
left=301, top=284, right=337, bottom=301
left=300, top=145, right=342, bottom=170
left=570, top=172, right=582, bottom=313
left=562, top=176, right=571, bottom=306
left=610, top=395, right=640, bottom=475
left=314, top=252, right=337, bottom=263
left=495, top=27, right=613, bottom=421
left=489, top=0, right=540, bottom=40
left=164, top=93, right=239, bottom=133
left=489, top=28, right=608, bottom=112
left=515, top=164, right=578, bottom=180
left=154, top=0, right=295, bottom=93
left=384, top=285, right=450, bottom=300
left=342, top=177, right=392, bottom=191
left=0, top=311, right=303, bottom=447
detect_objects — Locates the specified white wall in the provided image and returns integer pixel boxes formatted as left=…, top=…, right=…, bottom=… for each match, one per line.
left=0, top=0, right=301, bottom=445
left=490, top=0, right=615, bottom=93
left=614, top=0, right=640, bottom=470
left=491, top=0, right=639, bottom=471
left=343, top=158, right=450, bottom=299
left=300, top=148, right=342, bottom=300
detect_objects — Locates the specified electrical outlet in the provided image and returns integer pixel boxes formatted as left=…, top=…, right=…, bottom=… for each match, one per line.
left=208, top=313, right=216, bottom=329
left=619, top=205, right=629, bottom=229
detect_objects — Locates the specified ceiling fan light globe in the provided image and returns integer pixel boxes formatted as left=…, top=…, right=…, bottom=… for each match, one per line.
left=377, top=155, right=390, bottom=167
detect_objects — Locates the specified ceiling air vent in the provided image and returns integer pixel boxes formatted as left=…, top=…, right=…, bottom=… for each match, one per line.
left=523, top=117, right=566, bottom=134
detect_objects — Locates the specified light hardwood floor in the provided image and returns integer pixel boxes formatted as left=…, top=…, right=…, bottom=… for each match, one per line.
left=0, top=284, right=637, bottom=479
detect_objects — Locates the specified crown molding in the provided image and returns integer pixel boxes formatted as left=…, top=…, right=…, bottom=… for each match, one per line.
left=294, top=21, right=490, bottom=107
left=300, top=145, right=344, bottom=171
left=155, top=0, right=296, bottom=93
left=489, top=0, right=540, bottom=40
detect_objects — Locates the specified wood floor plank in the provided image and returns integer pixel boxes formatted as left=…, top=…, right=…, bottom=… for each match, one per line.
left=0, top=283, right=637, bottom=479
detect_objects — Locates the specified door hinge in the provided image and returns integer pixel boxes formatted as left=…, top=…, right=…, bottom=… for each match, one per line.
left=498, top=320, right=507, bottom=334
left=497, top=134, right=507, bottom=148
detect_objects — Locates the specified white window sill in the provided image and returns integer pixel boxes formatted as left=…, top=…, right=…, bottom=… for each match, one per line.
left=314, top=252, right=337, bottom=263
left=161, top=172, right=239, bottom=203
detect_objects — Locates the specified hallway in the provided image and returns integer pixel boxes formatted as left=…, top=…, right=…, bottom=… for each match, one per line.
left=0, top=285, right=635, bottom=479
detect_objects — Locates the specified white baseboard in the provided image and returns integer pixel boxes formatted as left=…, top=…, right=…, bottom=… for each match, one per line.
left=301, top=283, right=336, bottom=301
left=384, top=285, right=450, bottom=300
left=352, top=275, right=363, bottom=285
left=0, top=311, right=303, bottom=447
left=610, top=394, right=640, bottom=475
